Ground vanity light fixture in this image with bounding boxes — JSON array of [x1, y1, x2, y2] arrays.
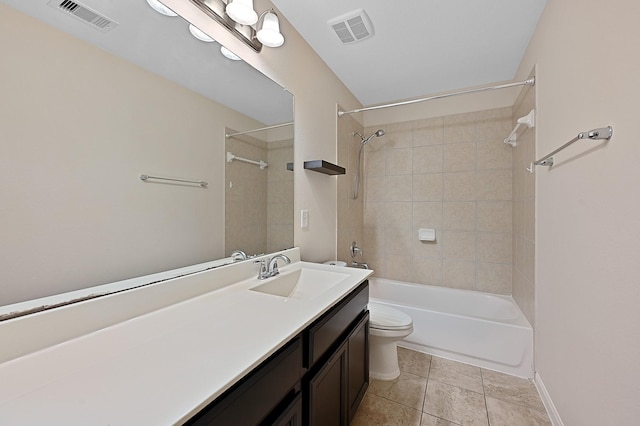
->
[[189, 24, 215, 42], [145, 0, 177, 17], [256, 10, 284, 48], [191, 0, 285, 52]]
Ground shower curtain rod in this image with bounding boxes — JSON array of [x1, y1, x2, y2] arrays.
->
[[225, 121, 293, 138], [337, 77, 535, 117]]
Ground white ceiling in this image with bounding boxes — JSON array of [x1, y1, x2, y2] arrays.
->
[[272, 0, 547, 107], [1, 0, 293, 125], [5, 0, 547, 123]]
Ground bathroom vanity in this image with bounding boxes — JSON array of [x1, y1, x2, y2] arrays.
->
[[0, 248, 372, 425], [187, 280, 369, 425]]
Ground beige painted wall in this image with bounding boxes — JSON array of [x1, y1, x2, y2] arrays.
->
[[0, 5, 266, 305], [515, 0, 640, 423]]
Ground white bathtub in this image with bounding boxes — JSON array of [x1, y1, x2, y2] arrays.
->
[[368, 278, 534, 378]]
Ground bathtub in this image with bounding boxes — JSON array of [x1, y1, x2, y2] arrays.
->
[[368, 278, 534, 378]]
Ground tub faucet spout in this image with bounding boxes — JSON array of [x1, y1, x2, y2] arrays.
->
[[351, 261, 369, 269]]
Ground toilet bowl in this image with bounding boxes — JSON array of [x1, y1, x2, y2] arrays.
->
[[368, 302, 414, 380]]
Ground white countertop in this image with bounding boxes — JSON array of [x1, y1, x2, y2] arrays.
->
[[0, 253, 372, 424]]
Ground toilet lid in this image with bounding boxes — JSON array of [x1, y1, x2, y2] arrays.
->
[[368, 303, 413, 330]]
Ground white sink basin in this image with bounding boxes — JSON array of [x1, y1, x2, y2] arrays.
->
[[249, 268, 350, 299]]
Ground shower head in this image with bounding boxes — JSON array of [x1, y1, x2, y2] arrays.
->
[[354, 129, 385, 145]]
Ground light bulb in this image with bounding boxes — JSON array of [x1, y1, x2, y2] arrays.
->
[[225, 0, 258, 25], [221, 46, 241, 61], [257, 12, 284, 47], [146, 0, 177, 17], [189, 24, 215, 42]]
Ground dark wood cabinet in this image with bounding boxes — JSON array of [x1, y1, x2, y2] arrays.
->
[[307, 311, 369, 426], [347, 313, 369, 422], [308, 340, 348, 426], [271, 393, 302, 426], [187, 280, 369, 426]]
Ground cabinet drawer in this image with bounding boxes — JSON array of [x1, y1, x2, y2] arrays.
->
[[307, 281, 368, 367], [187, 336, 303, 425]]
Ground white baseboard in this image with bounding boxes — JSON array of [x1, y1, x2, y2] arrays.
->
[[534, 372, 564, 426]]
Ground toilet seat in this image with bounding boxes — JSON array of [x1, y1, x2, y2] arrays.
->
[[368, 303, 413, 331]]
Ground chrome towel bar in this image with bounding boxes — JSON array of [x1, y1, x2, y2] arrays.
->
[[529, 126, 613, 171], [140, 174, 208, 187]]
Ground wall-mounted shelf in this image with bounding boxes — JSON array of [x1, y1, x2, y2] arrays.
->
[[303, 160, 346, 175]]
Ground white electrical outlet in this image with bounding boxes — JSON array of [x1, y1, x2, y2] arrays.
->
[[301, 210, 309, 228]]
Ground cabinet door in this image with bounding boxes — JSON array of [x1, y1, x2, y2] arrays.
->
[[347, 312, 369, 422], [308, 341, 347, 426], [270, 393, 302, 426]]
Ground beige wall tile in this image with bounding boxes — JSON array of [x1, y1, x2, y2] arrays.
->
[[385, 202, 413, 230], [477, 201, 512, 232], [375, 122, 413, 149], [367, 253, 386, 278], [344, 107, 514, 295], [386, 148, 413, 175], [413, 145, 443, 174], [476, 116, 512, 144], [364, 175, 386, 201], [476, 169, 512, 201], [443, 231, 476, 261], [364, 202, 385, 228], [413, 257, 444, 286], [443, 142, 476, 172], [443, 172, 476, 201], [524, 198, 535, 242], [385, 227, 413, 253], [443, 113, 477, 144], [413, 173, 443, 201], [477, 140, 512, 171], [364, 150, 385, 177], [443, 202, 476, 231], [386, 175, 413, 201], [477, 232, 512, 264], [414, 117, 444, 146], [363, 226, 385, 255], [413, 202, 443, 230], [476, 262, 512, 294], [413, 237, 442, 258], [443, 259, 475, 290], [386, 254, 413, 281]]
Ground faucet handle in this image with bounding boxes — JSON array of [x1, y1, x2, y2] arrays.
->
[[254, 259, 268, 279]]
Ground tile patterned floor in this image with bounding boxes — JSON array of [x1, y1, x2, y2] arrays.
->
[[352, 347, 551, 426]]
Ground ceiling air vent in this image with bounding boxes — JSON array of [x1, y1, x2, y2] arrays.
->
[[47, 0, 118, 33], [328, 9, 374, 44]]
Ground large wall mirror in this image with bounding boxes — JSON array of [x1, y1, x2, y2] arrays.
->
[[0, 0, 293, 317]]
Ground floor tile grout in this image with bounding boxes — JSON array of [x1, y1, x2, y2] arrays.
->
[[355, 348, 550, 426]]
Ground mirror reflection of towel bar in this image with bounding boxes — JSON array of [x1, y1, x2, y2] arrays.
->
[[140, 174, 208, 187]]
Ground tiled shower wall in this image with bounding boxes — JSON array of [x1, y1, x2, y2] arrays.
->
[[337, 110, 364, 263], [361, 108, 514, 294], [225, 135, 293, 257], [266, 139, 294, 253], [511, 82, 536, 325], [226, 136, 268, 256]]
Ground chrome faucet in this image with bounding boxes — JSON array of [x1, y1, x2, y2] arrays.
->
[[231, 250, 248, 261], [255, 254, 291, 279], [351, 261, 369, 269]]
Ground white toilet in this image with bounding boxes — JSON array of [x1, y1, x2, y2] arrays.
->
[[368, 302, 414, 380]]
